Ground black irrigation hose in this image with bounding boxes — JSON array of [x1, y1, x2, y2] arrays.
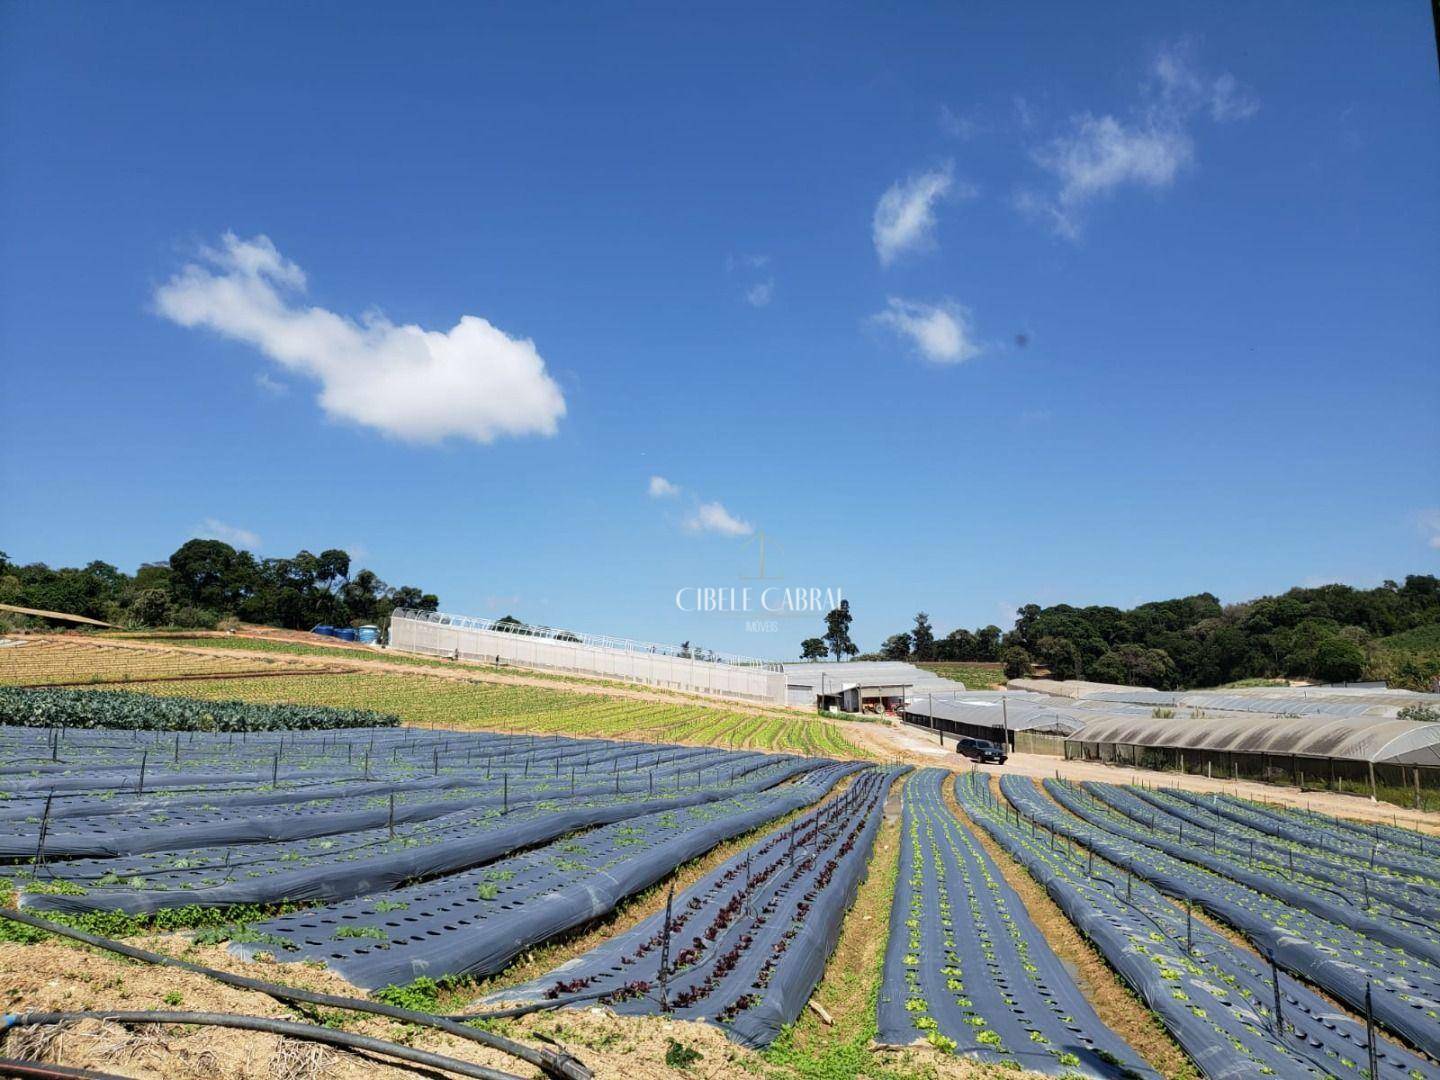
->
[[0, 1058, 129, 1080], [0, 908, 590, 1080], [0, 1012, 519, 1080]]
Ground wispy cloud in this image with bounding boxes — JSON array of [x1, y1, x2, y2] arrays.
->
[[873, 163, 970, 265], [196, 517, 260, 550], [745, 280, 775, 308], [873, 297, 981, 364], [255, 371, 288, 395], [728, 253, 774, 308], [648, 475, 680, 498], [1021, 43, 1255, 239], [1153, 43, 1258, 122], [685, 501, 753, 537], [155, 233, 566, 445], [939, 105, 981, 140]]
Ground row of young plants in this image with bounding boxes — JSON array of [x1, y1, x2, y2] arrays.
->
[[877, 769, 1155, 1078], [1, 732, 786, 859], [960, 772, 1438, 1080], [1164, 787, 1440, 882], [226, 761, 868, 990], [125, 673, 869, 758], [0, 686, 398, 731], [1086, 782, 1440, 930], [5, 733, 822, 915], [1018, 776, 1440, 1062], [488, 765, 904, 1047]]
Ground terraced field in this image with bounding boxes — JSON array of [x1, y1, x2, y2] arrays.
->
[[3, 669, 1440, 1080], [120, 672, 868, 757], [0, 637, 336, 686]]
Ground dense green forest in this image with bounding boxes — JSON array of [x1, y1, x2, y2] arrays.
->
[[868, 575, 1440, 691], [0, 541, 438, 631]]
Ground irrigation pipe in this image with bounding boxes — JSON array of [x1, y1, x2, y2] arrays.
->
[[0, 1012, 521, 1080], [0, 907, 590, 1080], [0, 1059, 129, 1080]]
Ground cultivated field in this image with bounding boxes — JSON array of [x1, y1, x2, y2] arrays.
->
[[1, 639, 1439, 1080], [0, 637, 343, 687]]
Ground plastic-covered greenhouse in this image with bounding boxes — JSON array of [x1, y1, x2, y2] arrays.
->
[[1064, 710, 1440, 808]]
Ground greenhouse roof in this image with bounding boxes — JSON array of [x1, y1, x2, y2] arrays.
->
[[904, 693, 1088, 735], [1066, 711, 1440, 765]]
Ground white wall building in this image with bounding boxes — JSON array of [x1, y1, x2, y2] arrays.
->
[[389, 609, 787, 705]]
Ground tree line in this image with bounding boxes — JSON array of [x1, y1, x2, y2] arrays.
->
[[802, 575, 1440, 691], [0, 540, 439, 632]]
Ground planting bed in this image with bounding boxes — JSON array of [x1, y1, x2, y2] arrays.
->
[[1085, 783, 1440, 930], [231, 760, 868, 988], [877, 768, 1156, 1078], [961, 772, 1438, 1080], [1009, 776, 1440, 1060], [489, 764, 907, 1047]]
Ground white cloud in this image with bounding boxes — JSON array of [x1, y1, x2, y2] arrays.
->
[[1153, 44, 1258, 122], [255, 371, 288, 395], [684, 501, 753, 537], [1420, 508, 1440, 550], [1023, 43, 1255, 239], [155, 233, 566, 445], [1030, 115, 1192, 239], [745, 280, 775, 308], [873, 163, 963, 266], [648, 475, 680, 498], [873, 298, 981, 364], [196, 518, 261, 550], [1208, 72, 1259, 122]]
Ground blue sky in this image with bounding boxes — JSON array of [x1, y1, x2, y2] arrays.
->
[[2, 1, 1437, 657]]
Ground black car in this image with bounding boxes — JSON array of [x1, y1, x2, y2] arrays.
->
[[954, 736, 1007, 765]]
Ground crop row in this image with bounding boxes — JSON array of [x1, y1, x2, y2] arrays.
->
[[877, 769, 1154, 1078], [1007, 775, 1440, 1061], [122, 673, 869, 758], [488, 764, 906, 1047], [0, 686, 398, 731], [0, 639, 323, 687], [230, 761, 867, 989], [957, 771, 1436, 1080], [1084, 782, 1440, 936]]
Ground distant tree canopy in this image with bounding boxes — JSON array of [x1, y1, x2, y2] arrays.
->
[[800, 637, 828, 660], [1018, 580, 1440, 689], [861, 577, 1440, 691], [0, 542, 439, 632]]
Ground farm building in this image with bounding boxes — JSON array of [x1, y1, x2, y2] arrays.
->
[[902, 690, 1088, 747], [388, 608, 788, 704], [781, 660, 960, 713]]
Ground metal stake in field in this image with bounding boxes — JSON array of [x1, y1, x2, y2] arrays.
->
[[658, 882, 675, 1012], [1268, 950, 1284, 1037], [1364, 979, 1378, 1079], [388, 792, 396, 839], [34, 792, 54, 875]]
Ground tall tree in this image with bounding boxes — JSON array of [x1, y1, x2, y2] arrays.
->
[[911, 611, 935, 661], [823, 600, 857, 661]]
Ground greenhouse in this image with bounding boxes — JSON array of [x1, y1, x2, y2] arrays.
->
[[1064, 709, 1440, 807]]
